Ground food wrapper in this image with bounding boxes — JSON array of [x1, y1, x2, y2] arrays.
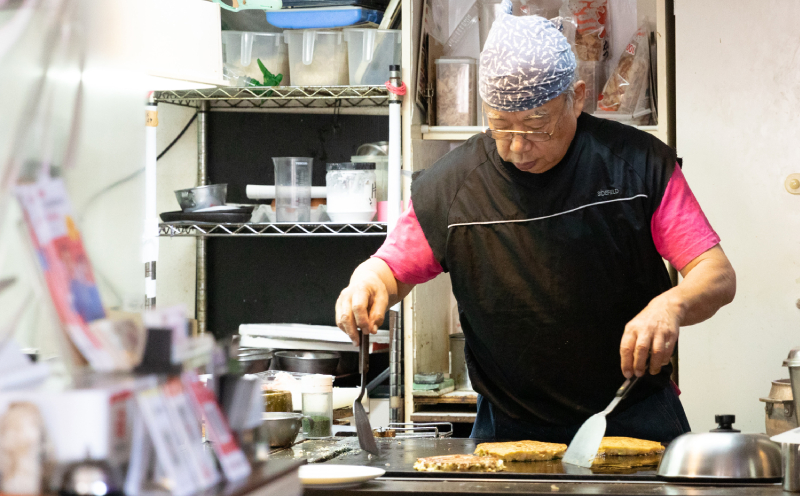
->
[[568, 0, 609, 62], [597, 21, 650, 114], [577, 60, 601, 114]]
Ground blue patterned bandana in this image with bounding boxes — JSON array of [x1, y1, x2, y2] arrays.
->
[[479, 5, 576, 112]]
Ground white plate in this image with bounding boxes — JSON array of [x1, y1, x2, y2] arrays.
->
[[298, 464, 385, 487]]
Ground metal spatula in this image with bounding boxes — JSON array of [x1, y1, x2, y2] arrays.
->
[[562, 376, 640, 468], [353, 330, 379, 455]]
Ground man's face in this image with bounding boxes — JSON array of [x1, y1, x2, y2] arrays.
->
[[486, 81, 586, 174]]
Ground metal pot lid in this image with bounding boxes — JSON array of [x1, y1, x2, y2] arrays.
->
[[783, 346, 800, 367]]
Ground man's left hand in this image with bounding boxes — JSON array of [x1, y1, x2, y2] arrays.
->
[[620, 293, 681, 378]]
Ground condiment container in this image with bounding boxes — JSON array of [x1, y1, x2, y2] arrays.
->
[[435, 58, 477, 126], [273, 157, 312, 222], [449, 332, 472, 391], [283, 30, 349, 86], [300, 374, 333, 439], [221, 32, 289, 86], [343, 28, 401, 85], [263, 390, 293, 413], [326, 162, 377, 223], [785, 346, 800, 431]]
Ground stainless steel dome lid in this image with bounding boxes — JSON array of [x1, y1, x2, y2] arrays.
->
[[657, 415, 782, 481], [784, 346, 800, 367]]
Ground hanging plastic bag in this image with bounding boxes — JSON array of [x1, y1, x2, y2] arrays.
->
[[568, 0, 609, 62], [597, 20, 650, 114]]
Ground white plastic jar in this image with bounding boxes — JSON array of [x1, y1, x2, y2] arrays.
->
[[301, 374, 333, 439], [325, 162, 377, 223]]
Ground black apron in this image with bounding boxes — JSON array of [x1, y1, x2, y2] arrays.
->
[[411, 113, 677, 426]]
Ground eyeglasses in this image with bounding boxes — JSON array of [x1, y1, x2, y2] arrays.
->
[[482, 107, 565, 143]]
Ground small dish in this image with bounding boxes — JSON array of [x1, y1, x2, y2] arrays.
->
[[298, 464, 384, 487]]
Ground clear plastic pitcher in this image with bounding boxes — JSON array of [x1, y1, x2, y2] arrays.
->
[[273, 157, 313, 222]]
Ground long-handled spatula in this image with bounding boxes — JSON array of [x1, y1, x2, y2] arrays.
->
[[353, 330, 379, 455], [562, 376, 640, 468]]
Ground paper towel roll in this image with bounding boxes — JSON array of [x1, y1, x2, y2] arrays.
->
[[246, 185, 327, 200]]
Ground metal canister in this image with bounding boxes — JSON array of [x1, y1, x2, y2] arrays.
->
[[784, 347, 800, 433], [784, 443, 800, 492], [449, 332, 472, 391]]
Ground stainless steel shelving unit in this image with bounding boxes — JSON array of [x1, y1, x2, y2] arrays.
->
[[159, 222, 388, 237], [153, 87, 391, 336], [154, 85, 389, 110]]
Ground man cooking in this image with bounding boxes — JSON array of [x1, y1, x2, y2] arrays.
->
[[335, 10, 735, 443]]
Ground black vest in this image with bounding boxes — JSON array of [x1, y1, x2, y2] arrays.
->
[[411, 113, 677, 425]]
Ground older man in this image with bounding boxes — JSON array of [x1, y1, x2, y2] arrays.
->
[[335, 11, 735, 443]]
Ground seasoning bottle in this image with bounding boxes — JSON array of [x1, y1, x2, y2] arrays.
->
[[301, 374, 333, 439]]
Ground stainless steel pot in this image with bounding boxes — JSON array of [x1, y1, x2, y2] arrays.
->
[[263, 412, 303, 448], [760, 378, 798, 436], [449, 332, 472, 391], [274, 351, 340, 375], [238, 348, 273, 374], [657, 415, 782, 481]]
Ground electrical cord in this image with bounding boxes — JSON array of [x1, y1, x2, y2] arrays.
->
[[78, 113, 197, 219]]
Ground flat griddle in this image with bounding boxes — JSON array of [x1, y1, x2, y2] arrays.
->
[[323, 437, 662, 482]]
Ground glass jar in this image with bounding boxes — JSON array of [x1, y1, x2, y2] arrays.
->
[[325, 162, 377, 223], [300, 374, 333, 439], [263, 390, 293, 413]]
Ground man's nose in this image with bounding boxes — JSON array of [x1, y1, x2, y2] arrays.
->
[[509, 135, 531, 154]]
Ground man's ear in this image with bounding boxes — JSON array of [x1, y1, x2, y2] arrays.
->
[[572, 80, 587, 117]]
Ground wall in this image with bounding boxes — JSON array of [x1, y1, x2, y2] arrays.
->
[[675, 0, 800, 433]]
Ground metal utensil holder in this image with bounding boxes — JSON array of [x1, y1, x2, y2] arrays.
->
[[386, 422, 453, 438]]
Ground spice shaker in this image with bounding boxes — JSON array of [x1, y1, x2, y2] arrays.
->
[[300, 374, 333, 439]]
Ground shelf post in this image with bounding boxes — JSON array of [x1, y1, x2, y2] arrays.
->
[[388, 64, 404, 424], [196, 101, 209, 335]]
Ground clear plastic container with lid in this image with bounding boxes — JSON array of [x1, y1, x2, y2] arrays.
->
[[325, 162, 377, 223], [300, 374, 333, 439], [342, 28, 402, 85], [435, 57, 477, 126], [283, 30, 349, 86], [221, 31, 289, 87]]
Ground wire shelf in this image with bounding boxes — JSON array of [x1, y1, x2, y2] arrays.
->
[[159, 222, 389, 237], [153, 86, 390, 109]]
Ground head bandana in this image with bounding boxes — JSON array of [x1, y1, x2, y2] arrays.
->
[[479, 1, 576, 112]]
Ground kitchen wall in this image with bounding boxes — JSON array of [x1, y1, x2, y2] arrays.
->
[[675, 0, 800, 433]]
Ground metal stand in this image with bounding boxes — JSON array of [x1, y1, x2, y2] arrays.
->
[[388, 65, 404, 424], [196, 101, 209, 335]]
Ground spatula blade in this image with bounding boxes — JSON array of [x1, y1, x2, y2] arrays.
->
[[561, 412, 606, 468], [352, 399, 379, 455]]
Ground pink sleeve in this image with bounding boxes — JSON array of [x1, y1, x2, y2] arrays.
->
[[372, 201, 444, 285], [651, 164, 721, 271]]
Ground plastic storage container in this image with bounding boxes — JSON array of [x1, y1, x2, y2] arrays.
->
[[326, 162, 377, 223], [301, 374, 333, 439], [221, 31, 289, 86], [343, 29, 401, 85], [435, 58, 477, 126], [284, 30, 349, 86], [267, 7, 383, 29], [273, 157, 313, 222]]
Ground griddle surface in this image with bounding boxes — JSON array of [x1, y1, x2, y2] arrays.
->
[[322, 438, 661, 481]]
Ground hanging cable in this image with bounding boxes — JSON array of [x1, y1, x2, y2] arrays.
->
[[78, 113, 197, 219]]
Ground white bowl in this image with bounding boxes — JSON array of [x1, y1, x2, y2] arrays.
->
[[327, 210, 377, 223]]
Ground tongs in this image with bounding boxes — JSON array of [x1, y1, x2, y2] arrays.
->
[[353, 329, 379, 455]]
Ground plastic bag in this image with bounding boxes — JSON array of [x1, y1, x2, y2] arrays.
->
[[568, 0, 609, 61], [597, 21, 650, 114]]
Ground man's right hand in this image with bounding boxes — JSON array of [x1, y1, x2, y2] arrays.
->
[[336, 269, 390, 346]]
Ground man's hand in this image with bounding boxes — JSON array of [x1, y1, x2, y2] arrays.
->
[[335, 258, 414, 346], [620, 244, 735, 379], [620, 294, 680, 378]]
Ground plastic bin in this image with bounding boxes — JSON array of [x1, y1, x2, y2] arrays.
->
[[343, 29, 401, 85], [221, 31, 289, 86], [267, 7, 383, 29], [435, 58, 477, 126], [283, 30, 349, 86]]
